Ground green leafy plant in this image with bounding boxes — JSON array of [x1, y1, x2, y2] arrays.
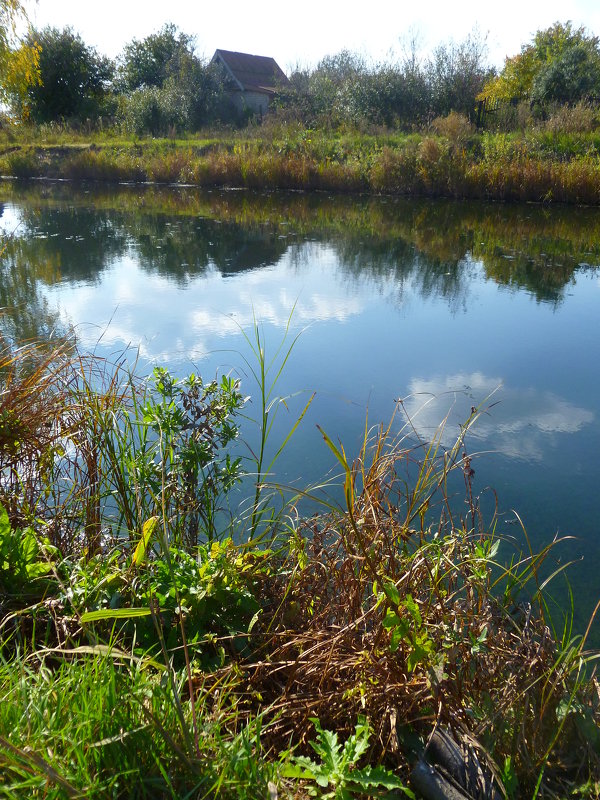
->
[[283, 716, 414, 799], [381, 585, 435, 673], [0, 503, 56, 591], [73, 362, 246, 551], [61, 537, 263, 664], [140, 367, 245, 546]]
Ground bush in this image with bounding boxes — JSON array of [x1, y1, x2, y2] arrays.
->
[[431, 111, 474, 144], [119, 86, 173, 136], [542, 100, 599, 133]]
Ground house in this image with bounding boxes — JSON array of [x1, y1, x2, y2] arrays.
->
[[211, 49, 290, 117]]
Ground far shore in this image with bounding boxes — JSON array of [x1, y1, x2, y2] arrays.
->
[[2, 127, 600, 205]]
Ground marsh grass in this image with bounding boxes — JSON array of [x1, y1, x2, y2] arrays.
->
[[1, 338, 600, 797], [227, 405, 600, 797], [2, 128, 600, 203]]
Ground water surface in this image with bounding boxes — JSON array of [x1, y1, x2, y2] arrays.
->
[[2, 181, 599, 634]]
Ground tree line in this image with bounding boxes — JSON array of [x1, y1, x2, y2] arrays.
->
[[1, 1, 600, 134]]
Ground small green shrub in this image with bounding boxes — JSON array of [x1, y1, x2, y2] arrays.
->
[[283, 716, 413, 799], [3, 149, 40, 177], [62, 538, 263, 663], [0, 503, 57, 596]]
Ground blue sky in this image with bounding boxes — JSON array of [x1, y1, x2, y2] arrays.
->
[[24, 0, 600, 70]]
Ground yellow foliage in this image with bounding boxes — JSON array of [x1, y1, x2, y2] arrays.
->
[[478, 50, 538, 102], [1, 41, 40, 111], [0, 1, 41, 116]]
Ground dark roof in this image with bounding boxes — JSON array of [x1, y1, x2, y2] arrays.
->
[[212, 49, 289, 94]]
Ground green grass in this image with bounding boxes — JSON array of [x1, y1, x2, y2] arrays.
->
[[2, 123, 600, 203], [0, 651, 278, 799]]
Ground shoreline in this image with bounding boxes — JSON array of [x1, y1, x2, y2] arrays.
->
[[2, 130, 600, 205]]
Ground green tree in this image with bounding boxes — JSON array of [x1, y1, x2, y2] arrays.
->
[[426, 29, 491, 118], [340, 65, 427, 127], [116, 23, 194, 91], [16, 27, 113, 123], [117, 25, 224, 134], [480, 22, 600, 104]]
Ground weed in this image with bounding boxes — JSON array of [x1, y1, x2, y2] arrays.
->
[[1, 334, 600, 797], [283, 716, 413, 798]]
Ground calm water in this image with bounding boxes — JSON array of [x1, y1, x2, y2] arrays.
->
[[2, 181, 600, 633]]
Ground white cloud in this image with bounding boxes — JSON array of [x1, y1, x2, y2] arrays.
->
[[44, 241, 365, 364], [402, 372, 594, 461]]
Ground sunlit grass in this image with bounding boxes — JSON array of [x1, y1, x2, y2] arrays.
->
[[2, 124, 600, 203], [1, 334, 600, 797]]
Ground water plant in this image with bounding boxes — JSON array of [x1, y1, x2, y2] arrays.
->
[[1, 334, 600, 798]]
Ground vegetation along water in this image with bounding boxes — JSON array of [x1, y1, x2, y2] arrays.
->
[[3, 4, 600, 797], [1, 181, 600, 797]]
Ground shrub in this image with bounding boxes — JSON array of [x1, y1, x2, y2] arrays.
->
[[542, 100, 599, 133], [431, 111, 474, 144], [2, 148, 39, 177]]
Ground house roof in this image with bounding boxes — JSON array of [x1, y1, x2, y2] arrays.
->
[[212, 49, 289, 94]]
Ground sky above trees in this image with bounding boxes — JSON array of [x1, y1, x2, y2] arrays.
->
[[23, 0, 600, 70]]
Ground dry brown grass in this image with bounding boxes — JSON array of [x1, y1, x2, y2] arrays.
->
[[542, 102, 599, 135], [205, 412, 600, 796], [431, 111, 475, 144]]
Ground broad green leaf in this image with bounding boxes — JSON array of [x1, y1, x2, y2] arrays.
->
[[281, 759, 321, 780], [382, 579, 400, 606], [349, 765, 415, 795], [402, 594, 422, 626], [26, 561, 52, 578], [21, 528, 39, 564], [383, 609, 401, 629], [342, 716, 370, 765], [390, 626, 403, 653], [0, 504, 10, 540]]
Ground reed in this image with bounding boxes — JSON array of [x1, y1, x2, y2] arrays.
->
[[2, 129, 600, 205], [1, 336, 600, 797]]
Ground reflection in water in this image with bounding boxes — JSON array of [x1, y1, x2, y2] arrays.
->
[[2, 183, 600, 347], [403, 373, 594, 462], [1, 183, 600, 636]]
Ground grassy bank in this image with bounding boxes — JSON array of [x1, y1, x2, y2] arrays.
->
[[1, 333, 600, 799], [3, 123, 600, 203]]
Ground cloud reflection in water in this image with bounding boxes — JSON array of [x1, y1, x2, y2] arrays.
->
[[402, 372, 594, 462]]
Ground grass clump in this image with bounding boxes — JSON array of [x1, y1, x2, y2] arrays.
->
[[0, 651, 277, 799], [0, 337, 600, 798]]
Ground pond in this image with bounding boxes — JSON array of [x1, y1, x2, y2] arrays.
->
[[1, 180, 600, 636]]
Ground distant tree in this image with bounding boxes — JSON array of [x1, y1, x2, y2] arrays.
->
[[0, 1, 40, 116], [309, 50, 366, 120], [116, 24, 225, 133], [161, 50, 225, 129], [425, 30, 491, 119], [348, 63, 430, 127], [480, 22, 600, 105], [279, 36, 488, 129], [531, 40, 600, 105], [16, 27, 113, 123], [117, 23, 194, 92]]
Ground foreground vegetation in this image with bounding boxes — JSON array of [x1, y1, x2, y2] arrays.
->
[[1, 330, 600, 799]]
